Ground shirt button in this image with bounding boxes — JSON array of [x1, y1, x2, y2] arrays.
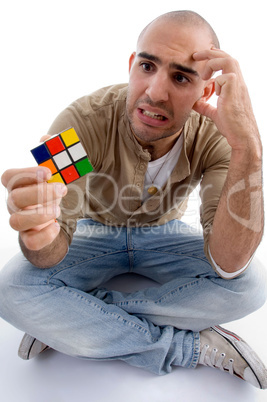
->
[[140, 164, 145, 170], [136, 183, 141, 187]]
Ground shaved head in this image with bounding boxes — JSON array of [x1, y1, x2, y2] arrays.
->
[[138, 10, 220, 49]]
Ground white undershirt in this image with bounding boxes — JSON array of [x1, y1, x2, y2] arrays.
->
[[142, 132, 183, 202], [208, 247, 252, 279], [142, 133, 249, 279]]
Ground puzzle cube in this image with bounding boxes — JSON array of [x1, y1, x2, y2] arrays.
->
[[31, 128, 93, 184]]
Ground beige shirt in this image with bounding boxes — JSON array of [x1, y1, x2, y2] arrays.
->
[[47, 84, 231, 264]]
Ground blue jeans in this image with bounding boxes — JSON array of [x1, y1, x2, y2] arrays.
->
[[0, 219, 266, 375]]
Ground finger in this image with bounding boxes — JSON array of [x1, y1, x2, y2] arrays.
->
[[40, 134, 52, 142], [8, 182, 67, 212], [193, 50, 240, 81], [9, 205, 61, 232], [7, 193, 63, 215], [20, 221, 61, 251], [30, 218, 59, 232], [201, 58, 239, 81], [1, 167, 52, 192], [193, 48, 230, 61], [215, 73, 237, 96], [192, 100, 217, 121]]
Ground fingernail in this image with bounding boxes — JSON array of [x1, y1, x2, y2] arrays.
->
[[37, 168, 51, 182], [55, 183, 67, 196]]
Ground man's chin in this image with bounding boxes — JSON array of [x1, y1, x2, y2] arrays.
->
[[130, 124, 180, 144]]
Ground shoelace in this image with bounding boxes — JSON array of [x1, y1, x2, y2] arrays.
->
[[199, 344, 234, 375]]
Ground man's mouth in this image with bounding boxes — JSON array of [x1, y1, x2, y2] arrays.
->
[[141, 109, 167, 121]]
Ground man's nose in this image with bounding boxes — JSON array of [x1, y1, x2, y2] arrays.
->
[[145, 72, 169, 102]]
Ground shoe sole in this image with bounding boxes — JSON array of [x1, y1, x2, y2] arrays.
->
[[18, 334, 50, 360], [212, 325, 267, 389]]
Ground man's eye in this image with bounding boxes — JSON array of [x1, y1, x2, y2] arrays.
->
[[141, 63, 153, 72], [174, 74, 189, 83]]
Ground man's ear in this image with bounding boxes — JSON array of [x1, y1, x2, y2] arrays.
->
[[129, 52, 136, 73], [199, 79, 215, 102], [193, 79, 216, 118]]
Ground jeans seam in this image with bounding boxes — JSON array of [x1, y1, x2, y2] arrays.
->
[[45, 250, 128, 284], [155, 279, 203, 304], [189, 331, 200, 368], [62, 287, 159, 343], [132, 248, 210, 264]]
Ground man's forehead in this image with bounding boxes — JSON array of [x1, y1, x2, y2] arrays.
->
[[137, 19, 213, 55]]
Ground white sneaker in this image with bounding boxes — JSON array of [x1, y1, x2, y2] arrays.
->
[[18, 333, 50, 360], [199, 326, 267, 389]]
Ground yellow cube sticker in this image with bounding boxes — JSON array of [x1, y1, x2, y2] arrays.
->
[[60, 128, 80, 147]]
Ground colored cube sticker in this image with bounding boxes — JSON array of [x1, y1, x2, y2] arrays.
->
[[31, 128, 93, 184]]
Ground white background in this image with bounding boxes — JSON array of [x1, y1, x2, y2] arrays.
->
[[0, 1, 267, 401]]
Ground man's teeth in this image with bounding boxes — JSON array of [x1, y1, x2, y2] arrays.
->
[[142, 110, 165, 121]]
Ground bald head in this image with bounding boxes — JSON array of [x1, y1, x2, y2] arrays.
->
[[138, 10, 220, 49]]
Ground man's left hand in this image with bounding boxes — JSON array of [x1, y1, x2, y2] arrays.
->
[[192, 48, 260, 154]]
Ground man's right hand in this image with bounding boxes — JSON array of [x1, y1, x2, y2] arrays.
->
[[1, 166, 67, 251]]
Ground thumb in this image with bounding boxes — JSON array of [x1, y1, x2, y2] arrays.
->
[[40, 134, 52, 143], [192, 100, 217, 121]]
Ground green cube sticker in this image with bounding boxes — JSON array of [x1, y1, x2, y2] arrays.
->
[[75, 158, 93, 176]]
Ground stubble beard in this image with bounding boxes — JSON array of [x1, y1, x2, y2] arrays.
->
[[126, 101, 191, 144]]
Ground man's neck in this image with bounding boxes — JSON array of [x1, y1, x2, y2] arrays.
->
[[141, 131, 183, 161], [143, 144, 172, 161], [131, 127, 183, 161]]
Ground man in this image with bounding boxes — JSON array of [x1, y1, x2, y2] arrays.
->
[[0, 10, 266, 389]]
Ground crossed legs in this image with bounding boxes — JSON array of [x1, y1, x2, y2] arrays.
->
[[0, 220, 265, 374]]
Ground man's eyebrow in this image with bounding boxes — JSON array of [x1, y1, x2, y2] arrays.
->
[[137, 52, 199, 77], [170, 62, 199, 77], [137, 52, 161, 64]]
